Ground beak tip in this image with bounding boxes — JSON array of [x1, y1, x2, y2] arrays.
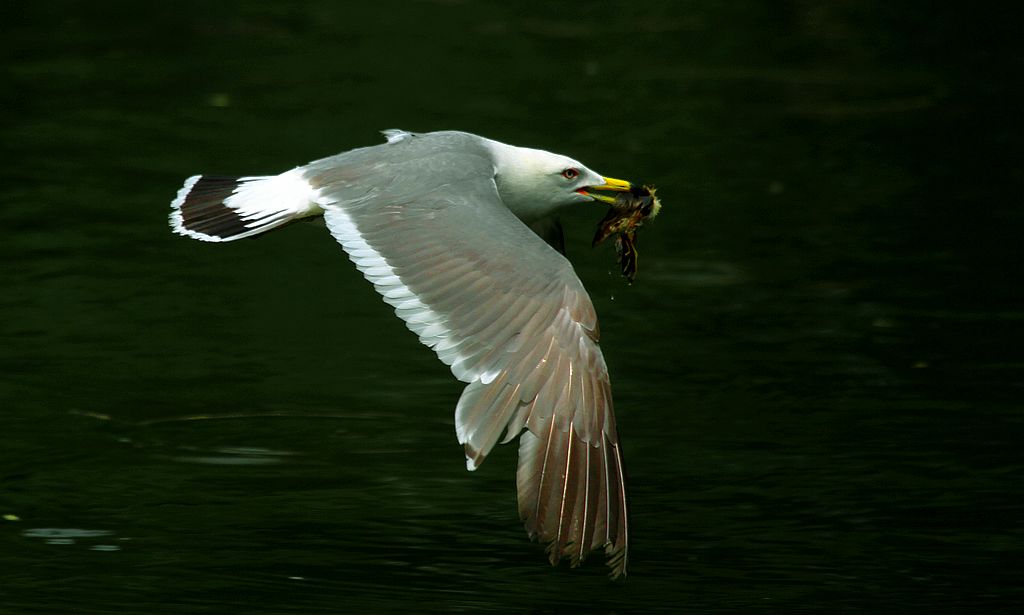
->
[[597, 176, 633, 192]]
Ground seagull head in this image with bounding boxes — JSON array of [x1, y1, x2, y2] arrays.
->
[[490, 144, 633, 223]]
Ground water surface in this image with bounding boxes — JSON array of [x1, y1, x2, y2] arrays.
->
[[2, 2, 1021, 612]]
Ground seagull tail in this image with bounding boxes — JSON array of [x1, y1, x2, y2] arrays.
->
[[169, 170, 322, 242]]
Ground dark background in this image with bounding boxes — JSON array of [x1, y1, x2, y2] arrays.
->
[[2, 1, 1021, 612]]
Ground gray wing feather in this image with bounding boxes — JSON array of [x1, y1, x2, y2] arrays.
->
[[304, 135, 628, 576]]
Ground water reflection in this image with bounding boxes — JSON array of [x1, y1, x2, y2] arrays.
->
[[22, 528, 120, 550], [168, 446, 297, 466]]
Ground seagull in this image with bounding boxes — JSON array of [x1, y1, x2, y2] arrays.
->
[[169, 129, 632, 577]]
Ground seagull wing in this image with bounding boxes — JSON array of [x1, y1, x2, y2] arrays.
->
[[305, 140, 628, 576]]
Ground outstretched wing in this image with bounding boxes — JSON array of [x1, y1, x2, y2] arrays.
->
[[304, 136, 628, 576]]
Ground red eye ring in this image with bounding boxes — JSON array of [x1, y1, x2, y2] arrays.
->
[[561, 168, 580, 180]]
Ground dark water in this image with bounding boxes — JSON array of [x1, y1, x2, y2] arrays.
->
[[3, 2, 1022, 612]]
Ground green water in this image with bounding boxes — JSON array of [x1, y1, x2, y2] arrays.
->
[[3, 2, 1022, 612]]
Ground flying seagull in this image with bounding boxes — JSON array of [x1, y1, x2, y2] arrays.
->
[[169, 129, 632, 577]]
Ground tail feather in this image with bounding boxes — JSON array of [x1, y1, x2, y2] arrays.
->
[[169, 170, 321, 242]]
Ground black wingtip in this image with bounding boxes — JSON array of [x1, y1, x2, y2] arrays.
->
[[169, 175, 252, 241]]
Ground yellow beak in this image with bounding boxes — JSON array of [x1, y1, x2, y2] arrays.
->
[[577, 176, 633, 204]]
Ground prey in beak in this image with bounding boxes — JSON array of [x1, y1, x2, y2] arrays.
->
[[584, 179, 662, 284]]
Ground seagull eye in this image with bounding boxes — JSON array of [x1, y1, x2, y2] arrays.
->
[[561, 168, 580, 180]]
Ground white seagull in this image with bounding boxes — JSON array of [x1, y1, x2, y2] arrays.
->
[[169, 129, 633, 577]]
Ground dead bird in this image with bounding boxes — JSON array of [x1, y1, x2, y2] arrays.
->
[[592, 185, 662, 283]]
